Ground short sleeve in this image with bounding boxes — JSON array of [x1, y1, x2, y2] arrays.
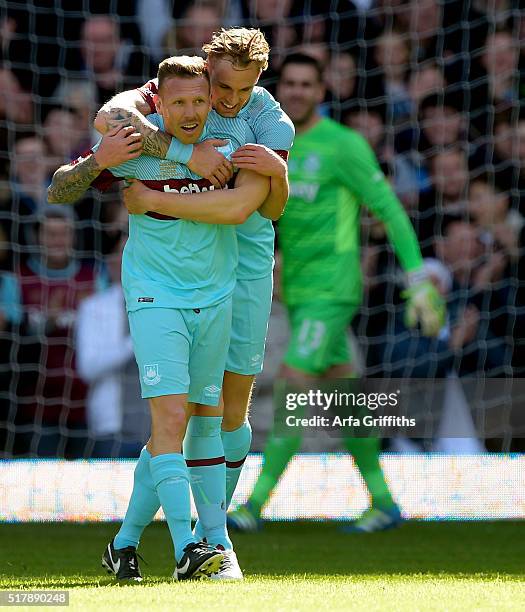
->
[[253, 109, 295, 152], [241, 88, 295, 151]]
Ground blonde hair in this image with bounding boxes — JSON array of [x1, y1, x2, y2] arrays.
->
[[202, 27, 269, 71], [157, 55, 209, 90]]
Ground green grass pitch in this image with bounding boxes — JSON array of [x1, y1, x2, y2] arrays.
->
[[1, 521, 524, 611]]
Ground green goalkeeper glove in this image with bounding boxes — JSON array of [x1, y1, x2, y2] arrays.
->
[[402, 278, 446, 338]]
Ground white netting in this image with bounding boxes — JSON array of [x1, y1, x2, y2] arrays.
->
[[0, 0, 524, 457]]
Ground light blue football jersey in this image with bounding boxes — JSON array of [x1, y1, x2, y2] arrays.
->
[[235, 87, 294, 279], [95, 111, 255, 312], [138, 80, 295, 280]]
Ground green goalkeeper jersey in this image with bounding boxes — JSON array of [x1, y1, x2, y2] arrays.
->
[[279, 117, 423, 306]]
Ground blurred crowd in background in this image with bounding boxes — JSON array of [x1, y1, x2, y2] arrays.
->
[[0, 0, 524, 458]]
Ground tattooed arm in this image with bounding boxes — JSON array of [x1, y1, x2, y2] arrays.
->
[[98, 107, 172, 160], [47, 126, 142, 204], [47, 154, 104, 204], [94, 88, 233, 188], [94, 89, 152, 134], [94, 90, 170, 158]]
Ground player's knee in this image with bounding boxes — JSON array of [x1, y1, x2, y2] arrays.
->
[[152, 403, 187, 438], [223, 372, 254, 430], [222, 406, 247, 431], [163, 409, 187, 437]]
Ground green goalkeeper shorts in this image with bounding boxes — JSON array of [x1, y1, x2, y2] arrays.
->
[[283, 302, 358, 375]]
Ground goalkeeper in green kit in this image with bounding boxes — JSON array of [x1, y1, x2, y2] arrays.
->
[[228, 53, 445, 533]]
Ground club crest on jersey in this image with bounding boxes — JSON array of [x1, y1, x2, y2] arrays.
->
[[143, 364, 161, 385], [159, 160, 186, 179]]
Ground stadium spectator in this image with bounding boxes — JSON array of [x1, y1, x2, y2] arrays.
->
[[468, 175, 523, 262], [294, 43, 329, 68], [345, 109, 420, 205], [417, 148, 470, 255], [43, 107, 91, 169], [323, 51, 357, 121], [491, 110, 525, 214], [10, 136, 50, 224], [418, 92, 466, 152], [324, 51, 356, 102], [480, 30, 520, 108], [345, 110, 384, 152], [393, 93, 469, 194], [77, 15, 153, 104], [0, 222, 22, 325], [395, 0, 442, 62], [242, 0, 294, 29], [0, 67, 33, 127], [395, 92, 471, 193], [163, 2, 223, 56], [376, 222, 512, 379], [11, 136, 49, 204], [137, 0, 174, 62], [467, 175, 521, 349], [76, 233, 149, 458], [431, 149, 469, 211], [469, 29, 522, 139], [0, 220, 23, 457], [434, 219, 513, 375], [241, 0, 297, 62], [52, 79, 99, 139], [15, 208, 100, 458], [374, 31, 412, 121], [2, 4, 62, 104], [7, 136, 51, 261], [407, 61, 446, 108], [323, 49, 386, 125]]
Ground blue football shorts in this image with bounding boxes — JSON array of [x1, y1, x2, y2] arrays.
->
[[128, 298, 232, 406], [226, 273, 273, 375]]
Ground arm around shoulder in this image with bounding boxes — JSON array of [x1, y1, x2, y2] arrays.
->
[[123, 170, 270, 225], [257, 168, 289, 221], [231, 169, 272, 224], [94, 89, 154, 134]]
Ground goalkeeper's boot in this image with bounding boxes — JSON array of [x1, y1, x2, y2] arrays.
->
[[340, 505, 403, 534], [227, 503, 262, 533], [101, 539, 143, 582], [210, 546, 244, 580], [173, 542, 224, 581]]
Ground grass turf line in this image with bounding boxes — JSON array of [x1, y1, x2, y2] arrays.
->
[[0, 521, 524, 611]]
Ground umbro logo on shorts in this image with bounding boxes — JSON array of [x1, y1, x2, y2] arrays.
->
[[138, 297, 154, 303], [251, 354, 262, 365], [143, 364, 161, 385], [204, 384, 221, 396]]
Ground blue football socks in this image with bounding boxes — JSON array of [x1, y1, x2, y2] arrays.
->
[[114, 447, 160, 550], [150, 452, 195, 562], [222, 420, 252, 509], [184, 416, 232, 550]]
